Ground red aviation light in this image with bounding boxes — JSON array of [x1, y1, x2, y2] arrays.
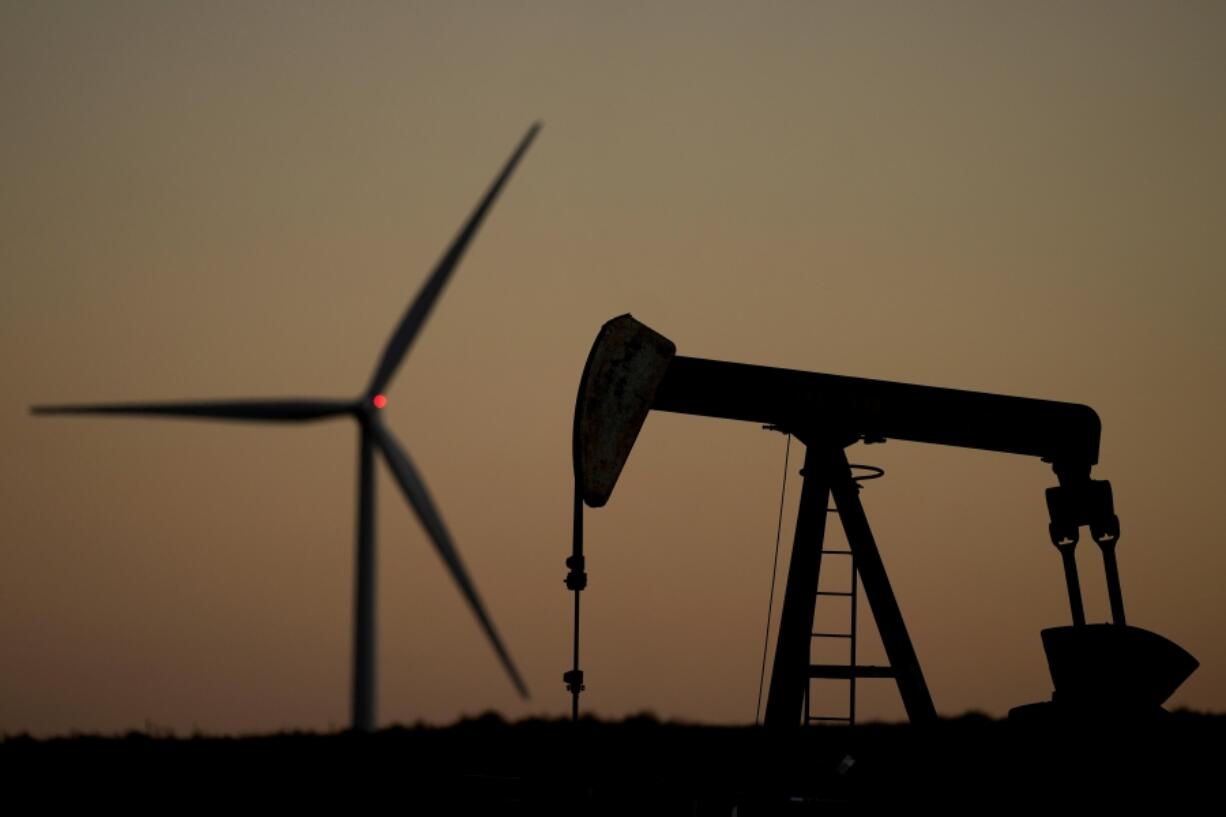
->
[[372, 394, 388, 409]]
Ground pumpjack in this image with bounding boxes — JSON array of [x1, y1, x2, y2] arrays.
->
[[564, 315, 1197, 725]]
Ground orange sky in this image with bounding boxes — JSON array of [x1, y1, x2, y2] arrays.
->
[[2, 1, 1224, 735]]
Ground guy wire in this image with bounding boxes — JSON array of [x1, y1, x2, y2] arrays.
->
[[755, 432, 792, 725]]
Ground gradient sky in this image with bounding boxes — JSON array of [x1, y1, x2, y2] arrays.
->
[[2, 1, 1223, 735]]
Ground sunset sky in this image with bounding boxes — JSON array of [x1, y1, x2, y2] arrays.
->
[[3, 1, 1223, 735]]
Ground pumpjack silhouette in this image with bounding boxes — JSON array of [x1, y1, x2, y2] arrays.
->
[[565, 314, 1197, 725]]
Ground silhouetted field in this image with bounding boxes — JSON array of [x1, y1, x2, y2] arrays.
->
[[5, 711, 1222, 812]]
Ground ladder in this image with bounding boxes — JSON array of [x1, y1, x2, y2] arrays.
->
[[803, 496, 900, 726], [764, 443, 935, 728], [805, 547, 860, 725]]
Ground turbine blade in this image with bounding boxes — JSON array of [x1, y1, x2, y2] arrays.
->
[[30, 398, 354, 422], [366, 122, 542, 397], [370, 420, 530, 699]]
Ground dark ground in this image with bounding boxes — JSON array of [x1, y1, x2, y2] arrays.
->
[[4, 711, 1222, 812]]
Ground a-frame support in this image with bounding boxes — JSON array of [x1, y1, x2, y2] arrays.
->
[[764, 438, 937, 727]]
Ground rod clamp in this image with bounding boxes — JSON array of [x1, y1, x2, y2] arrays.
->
[[565, 554, 587, 591], [563, 669, 585, 693]]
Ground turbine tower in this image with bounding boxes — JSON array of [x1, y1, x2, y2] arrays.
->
[[31, 123, 541, 732]]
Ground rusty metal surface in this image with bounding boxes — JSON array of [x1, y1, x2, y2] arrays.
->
[[573, 315, 676, 507]]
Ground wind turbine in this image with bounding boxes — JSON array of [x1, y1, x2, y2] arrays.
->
[[31, 123, 540, 732]]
